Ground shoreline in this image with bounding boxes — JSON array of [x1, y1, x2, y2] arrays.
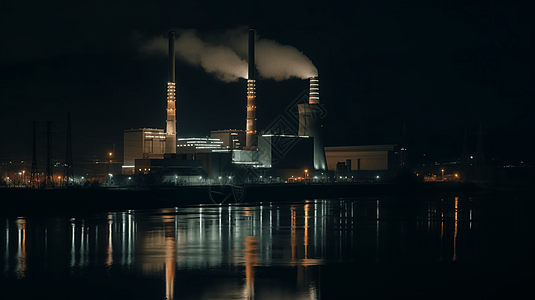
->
[[1, 182, 532, 216]]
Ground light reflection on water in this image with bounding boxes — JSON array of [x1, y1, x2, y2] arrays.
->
[[0, 196, 531, 299]]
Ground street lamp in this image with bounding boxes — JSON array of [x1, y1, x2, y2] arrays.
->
[[441, 169, 445, 181]]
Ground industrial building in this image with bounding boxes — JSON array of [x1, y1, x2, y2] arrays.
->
[[210, 129, 246, 149], [120, 28, 329, 184], [325, 145, 400, 182], [120, 29, 401, 185], [122, 128, 166, 174]]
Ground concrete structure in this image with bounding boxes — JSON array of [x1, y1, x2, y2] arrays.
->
[[123, 128, 166, 174], [298, 77, 326, 170], [257, 134, 315, 181], [210, 129, 246, 149], [245, 29, 257, 149], [165, 31, 177, 154], [324, 145, 400, 182]]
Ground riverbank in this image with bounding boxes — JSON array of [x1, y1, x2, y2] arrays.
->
[[0, 182, 532, 216]]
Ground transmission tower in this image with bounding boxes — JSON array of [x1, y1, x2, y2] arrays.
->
[[64, 113, 73, 187], [30, 121, 39, 188]]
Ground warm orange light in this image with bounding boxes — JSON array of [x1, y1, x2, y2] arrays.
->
[[109, 152, 112, 156], [455, 174, 458, 177], [304, 169, 308, 173]]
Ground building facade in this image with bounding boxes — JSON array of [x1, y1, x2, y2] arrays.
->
[[123, 128, 166, 174]]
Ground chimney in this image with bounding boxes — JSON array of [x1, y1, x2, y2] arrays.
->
[[309, 77, 319, 104], [165, 31, 177, 154], [298, 75, 326, 170], [245, 29, 257, 149]]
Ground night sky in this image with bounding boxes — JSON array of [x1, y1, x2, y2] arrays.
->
[[1, 1, 533, 169]]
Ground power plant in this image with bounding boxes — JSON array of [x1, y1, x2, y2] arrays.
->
[[121, 29, 400, 185]]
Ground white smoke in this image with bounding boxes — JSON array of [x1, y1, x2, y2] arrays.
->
[[140, 30, 247, 82], [255, 38, 318, 80], [138, 27, 317, 82]]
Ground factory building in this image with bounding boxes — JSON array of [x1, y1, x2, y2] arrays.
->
[[258, 134, 315, 182], [120, 29, 345, 185], [123, 128, 166, 174], [210, 129, 246, 149], [324, 145, 400, 182]]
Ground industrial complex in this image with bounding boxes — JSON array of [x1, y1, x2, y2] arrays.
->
[[1, 29, 402, 188], [118, 29, 400, 186]]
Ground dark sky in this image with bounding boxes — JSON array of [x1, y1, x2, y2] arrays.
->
[[0, 0, 533, 168]]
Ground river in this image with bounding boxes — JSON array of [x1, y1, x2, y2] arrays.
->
[[1, 193, 533, 299]]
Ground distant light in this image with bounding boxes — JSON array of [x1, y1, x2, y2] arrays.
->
[[470, 156, 474, 159], [376, 176, 379, 179], [128, 177, 131, 180]]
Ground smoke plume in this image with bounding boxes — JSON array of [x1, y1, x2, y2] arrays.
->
[[140, 30, 247, 82], [138, 27, 318, 82]]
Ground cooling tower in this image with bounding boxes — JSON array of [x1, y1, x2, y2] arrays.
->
[[298, 76, 326, 170]]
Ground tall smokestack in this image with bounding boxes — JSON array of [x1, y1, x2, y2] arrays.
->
[[245, 29, 257, 149], [309, 77, 319, 104], [166, 31, 177, 154], [298, 76, 326, 170]]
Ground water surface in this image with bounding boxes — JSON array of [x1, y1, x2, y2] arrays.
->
[[1, 195, 533, 299]]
